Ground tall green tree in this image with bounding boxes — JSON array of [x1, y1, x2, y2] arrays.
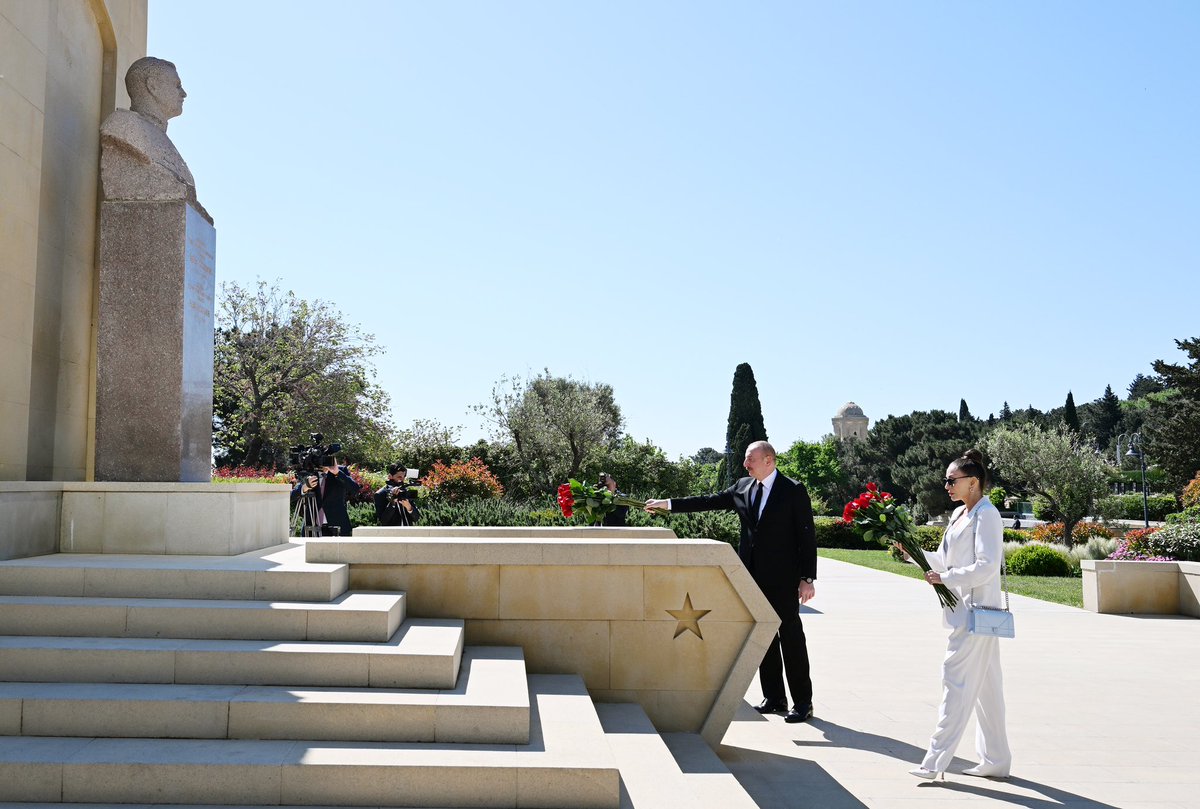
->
[[723, 363, 768, 487], [1063, 391, 1080, 433], [776, 438, 846, 508], [838, 410, 981, 520], [959, 398, 972, 423], [391, 419, 464, 475], [1145, 337, 1200, 489], [212, 281, 393, 468], [590, 437, 695, 498], [1087, 384, 1123, 451], [1128, 373, 1166, 400], [1000, 402, 1013, 421], [986, 423, 1111, 544], [475, 370, 623, 494]]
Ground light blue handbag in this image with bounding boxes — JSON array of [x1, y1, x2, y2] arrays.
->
[[968, 558, 1014, 638]]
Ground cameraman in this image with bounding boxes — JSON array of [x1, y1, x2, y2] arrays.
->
[[293, 454, 357, 537], [374, 463, 421, 527]]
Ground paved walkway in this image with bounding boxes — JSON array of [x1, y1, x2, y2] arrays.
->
[[718, 558, 1200, 809]]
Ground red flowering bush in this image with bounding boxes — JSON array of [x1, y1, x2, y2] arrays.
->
[[1030, 521, 1113, 544], [1108, 533, 1173, 561], [1183, 472, 1200, 509], [557, 483, 575, 518], [212, 465, 290, 484], [420, 458, 504, 502]]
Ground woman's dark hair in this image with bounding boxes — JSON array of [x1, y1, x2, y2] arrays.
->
[[950, 449, 990, 490]]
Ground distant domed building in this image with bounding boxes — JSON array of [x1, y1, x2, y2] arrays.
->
[[832, 402, 869, 440]]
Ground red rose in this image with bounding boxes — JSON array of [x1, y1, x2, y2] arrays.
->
[[866, 482, 877, 492], [557, 483, 575, 518]]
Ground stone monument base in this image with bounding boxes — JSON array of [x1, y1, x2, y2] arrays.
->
[[0, 483, 290, 560]]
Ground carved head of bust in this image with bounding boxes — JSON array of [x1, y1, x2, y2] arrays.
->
[[125, 56, 186, 128]]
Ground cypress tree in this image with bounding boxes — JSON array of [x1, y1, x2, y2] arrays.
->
[[1000, 401, 1013, 421], [959, 398, 972, 423], [1064, 391, 1080, 432], [723, 363, 768, 487]]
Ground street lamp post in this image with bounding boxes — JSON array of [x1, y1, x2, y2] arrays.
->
[[1125, 433, 1150, 528]]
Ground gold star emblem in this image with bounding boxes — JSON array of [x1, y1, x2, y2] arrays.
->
[[666, 592, 712, 640]]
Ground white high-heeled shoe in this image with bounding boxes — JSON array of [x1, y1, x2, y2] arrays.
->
[[963, 764, 1009, 778], [908, 767, 943, 781]]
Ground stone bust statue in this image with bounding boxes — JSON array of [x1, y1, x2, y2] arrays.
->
[[100, 56, 211, 223]]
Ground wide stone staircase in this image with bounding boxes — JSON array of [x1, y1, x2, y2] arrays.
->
[[0, 542, 756, 808]]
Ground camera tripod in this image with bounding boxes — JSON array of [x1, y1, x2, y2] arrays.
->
[[291, 478, 339, 538]]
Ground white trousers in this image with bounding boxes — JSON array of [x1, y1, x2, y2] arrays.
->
[[921, 625, 1012, 775]]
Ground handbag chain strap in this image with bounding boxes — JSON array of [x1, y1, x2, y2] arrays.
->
[[970, 507, 1010, 613]]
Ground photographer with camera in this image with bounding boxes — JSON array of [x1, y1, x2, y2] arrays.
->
[[374, 463, 421, 527], [291, 442, 357, 537]]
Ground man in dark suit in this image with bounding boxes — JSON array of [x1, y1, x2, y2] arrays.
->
[[646, 440, 817, 722], [293, 455, 358, 537]]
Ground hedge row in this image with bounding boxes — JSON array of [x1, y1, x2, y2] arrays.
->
[[347, 498, 885, 550]]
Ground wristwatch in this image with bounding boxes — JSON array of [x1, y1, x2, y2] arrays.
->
[[800, 577, 814, 584]]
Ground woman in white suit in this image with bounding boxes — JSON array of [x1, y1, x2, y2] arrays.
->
[[904, 449, 1012, 781]]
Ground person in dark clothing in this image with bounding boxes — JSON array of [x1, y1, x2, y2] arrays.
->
[[599, 473, 629, 527], [374, 463, 420, 526], [646, 440, 817, 723], [293, 455, 357, 537]]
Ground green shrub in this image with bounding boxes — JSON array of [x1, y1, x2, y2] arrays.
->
[[662, 511, 741, 545], [1146, 522, 1200, 562], [1007, 543, 1072, 577], [913, 525, 943, 552], [988, 487, 1006, 508], [420, 497, 558, 526], [815, 517, 880, 550], [1002, 528, 1028, 543], [1166, 506, 1200, 525], [347, 502, 377, 530], [1096, 493, 1178, 522]]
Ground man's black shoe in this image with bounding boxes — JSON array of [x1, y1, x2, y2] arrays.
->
[[754, 699, 788, 714], [784, 704, 814, 723]]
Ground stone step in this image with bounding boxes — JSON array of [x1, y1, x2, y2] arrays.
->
[[597, 703, 757, 809], [0, 618, 464, 689], [0, 544, 348, 602], [661, 733, 759, 809], [0, 674, 619, 808], [0, 647, 528, 744], [0, 591, 405, 641]]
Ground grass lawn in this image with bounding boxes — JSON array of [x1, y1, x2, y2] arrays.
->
[[818, 548, 1084, 608]]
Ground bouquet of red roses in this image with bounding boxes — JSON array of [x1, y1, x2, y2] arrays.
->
[[557, 479, 665, 524], [844, 483, 958, 609]]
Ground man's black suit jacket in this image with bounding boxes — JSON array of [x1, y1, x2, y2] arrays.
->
[[292, 466, 358, 537], [671, 474, 817, 590]]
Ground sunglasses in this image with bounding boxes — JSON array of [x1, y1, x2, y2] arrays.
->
[[944, 476, 970, 487]]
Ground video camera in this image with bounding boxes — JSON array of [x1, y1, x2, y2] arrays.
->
[[289, 433, 342, 476], [386, 463, 420, 502]]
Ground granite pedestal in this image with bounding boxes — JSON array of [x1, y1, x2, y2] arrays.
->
[[95, 200, 215, 482]]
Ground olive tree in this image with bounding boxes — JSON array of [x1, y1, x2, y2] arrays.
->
[[474, 370, 623, 494], [985, 423, 1111, 544]]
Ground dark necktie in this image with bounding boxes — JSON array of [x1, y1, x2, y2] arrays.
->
[[750, 482, 763, 525]]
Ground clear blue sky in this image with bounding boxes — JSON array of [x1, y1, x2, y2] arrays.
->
[[150, 1, 1199, 459]]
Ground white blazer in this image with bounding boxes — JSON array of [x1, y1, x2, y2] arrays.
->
[[925, 498, 1004, 629]]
